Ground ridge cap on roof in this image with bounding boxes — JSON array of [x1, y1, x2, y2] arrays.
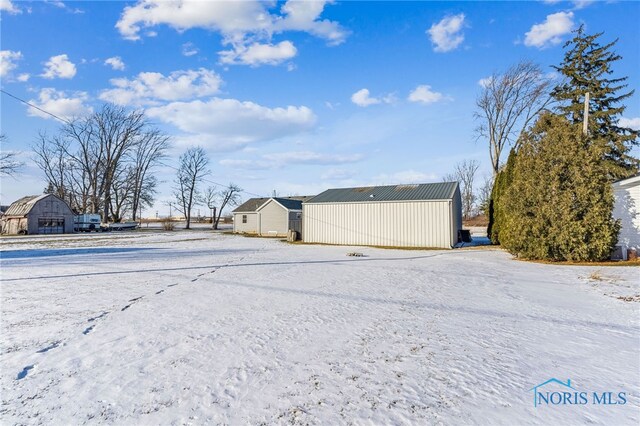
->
[[304, 182, 459, 204]]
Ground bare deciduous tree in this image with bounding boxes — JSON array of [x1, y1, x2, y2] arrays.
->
[[0, 134, 24, 177], [476, 175, 494, 216], [128, 130, 169, 221], [32, 104, 168, 222], [444, 159, 480, 220], [174, 147, 210, 229], [475, 61, 552, 175], [202, 185, 217, 225], [213, 183, 242, 230]]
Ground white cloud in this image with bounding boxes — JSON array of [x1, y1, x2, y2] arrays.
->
[[27, 88, 92, 121], [220, 41, 297, 66], [0, 50, 22, 78], [524, 12, 574, 49], [146, 98, 317, 150], [351, 88, 396, 107], [221, 151, 362, 170], [0, 0, 21, 14], [619, 117, 640, 131], [182, 42, 199, 57], [41, 54, 76, 79], [17, 73, 30, 82], [351, 88, 380, 107], [276, 0, 348, 46], [571, 0, 595, 9], [407, 85, 445, 104], [115, 0, 347, 66], [104, 56, 125, 71], [99, 68, 222, 106], [427, 14, 465, 53], [478, 77, 493, 88], [321, 168, 356, 180], [263, 151, 363, 165]]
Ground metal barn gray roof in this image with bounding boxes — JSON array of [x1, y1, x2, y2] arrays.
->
[[4, 194, 50, 217], [304, 182, 459, 204]]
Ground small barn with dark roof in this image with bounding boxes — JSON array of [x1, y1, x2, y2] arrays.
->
[[303, 182, 462, 248], [1, 194, 75, 235], [233, 196, 313, 236]]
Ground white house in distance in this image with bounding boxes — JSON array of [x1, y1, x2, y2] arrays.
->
[[612, 175, 640, 259], [303, 182, 462, 248], [233, 196, 313, 237]]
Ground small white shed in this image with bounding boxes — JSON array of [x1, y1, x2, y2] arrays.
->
[[233, 197, 269, 234], [233, 196, 312, 236], [303, 182, 462, 248], [612, 175, 640, 258]]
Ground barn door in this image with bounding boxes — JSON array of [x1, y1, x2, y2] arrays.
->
[[38, 218, 65, 234]]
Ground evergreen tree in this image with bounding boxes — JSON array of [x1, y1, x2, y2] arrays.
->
[[552, 25, 639, 179], [487, 149, 517, 244], [500, 113, 619, 261]]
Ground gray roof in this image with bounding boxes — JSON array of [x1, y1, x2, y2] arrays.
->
[[4, 194, 53, 217], [233, 196, 315, 213], [233, 197, 270, 213], [304, 182, 459, 204]]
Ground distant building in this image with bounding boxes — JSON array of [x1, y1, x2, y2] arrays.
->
[[612, 175, 640, 259], [303, 182, 462, 248], [233, 196, 313, 237], [1, 194, 75, 235]]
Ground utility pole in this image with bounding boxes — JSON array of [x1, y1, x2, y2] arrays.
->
[[583, 92, 590, 136]]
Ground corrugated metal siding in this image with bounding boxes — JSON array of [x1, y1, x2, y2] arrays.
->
[[613, 181, 640, 249], [306, 182, 458, 204], [451, 186, 463, 243], [233, 212, 258, 233], [259, 200, 288, 236], [303, 200, 454, 248]]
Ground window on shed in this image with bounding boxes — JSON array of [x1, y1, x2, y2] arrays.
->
[[242, 215, 247, 223]]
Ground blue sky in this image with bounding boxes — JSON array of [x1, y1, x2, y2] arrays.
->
[[1, 0, 639, 215]]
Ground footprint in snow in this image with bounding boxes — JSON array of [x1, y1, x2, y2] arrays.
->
[[17, 365, 35, 380], [83, 325, 95, 335], [121, 296, 144, 311], [87, 311, 109, 322], [36, 341, 61, 353]]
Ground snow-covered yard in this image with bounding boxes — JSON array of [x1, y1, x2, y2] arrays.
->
[[1, 231, 638, 425]]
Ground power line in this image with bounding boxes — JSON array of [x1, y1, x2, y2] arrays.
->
[[1, 88, 267, 199], [0, 89, 71, 124]]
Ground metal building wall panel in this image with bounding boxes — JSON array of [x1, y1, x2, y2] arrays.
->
[[303, 200, 454, 248]]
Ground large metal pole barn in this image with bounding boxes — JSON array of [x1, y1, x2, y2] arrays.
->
[[302, 183, 462, 249]]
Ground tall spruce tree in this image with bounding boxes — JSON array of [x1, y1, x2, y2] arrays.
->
[[499, 113, 619, 261], [552, 25, 639, 179]]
